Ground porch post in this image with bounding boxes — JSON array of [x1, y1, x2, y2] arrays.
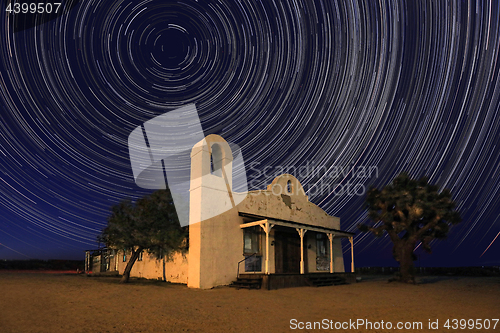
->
[[296, 228, 307, 274], [327, 233, 334, 273], [349, 236, 355, 273], [260, 220, 274, 274]]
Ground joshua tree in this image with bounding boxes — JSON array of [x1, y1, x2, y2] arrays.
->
[[358, 172, 461, 283]]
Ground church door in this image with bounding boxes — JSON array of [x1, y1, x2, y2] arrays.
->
[[274, 230, 301, 273]]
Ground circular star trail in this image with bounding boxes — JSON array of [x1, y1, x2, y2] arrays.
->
[[0, 0, 499, 265]]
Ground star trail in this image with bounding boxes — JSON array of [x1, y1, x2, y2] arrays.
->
[[0, 0, 499, 266]]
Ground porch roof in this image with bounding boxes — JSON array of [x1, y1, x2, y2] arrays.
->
[[238, 212, 355, 238]]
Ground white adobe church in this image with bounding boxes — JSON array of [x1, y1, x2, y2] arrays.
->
[[87, 134, 355, 289]]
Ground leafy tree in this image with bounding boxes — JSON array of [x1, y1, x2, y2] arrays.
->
[[99, 189, 187, 283], [358, 172, 461, 283]]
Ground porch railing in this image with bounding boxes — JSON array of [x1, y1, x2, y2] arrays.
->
[[237, 253, 258, 279]]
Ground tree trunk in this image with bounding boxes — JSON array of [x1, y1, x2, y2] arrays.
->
[[162, 257, 166, 282], [120, 247, 142, 283], [394, 242, 416, 283]]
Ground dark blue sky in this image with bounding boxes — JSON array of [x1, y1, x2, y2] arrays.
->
[[0, 0, 499, 267]]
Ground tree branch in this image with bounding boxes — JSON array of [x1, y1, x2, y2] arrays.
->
[[411, 215, 440, 242]]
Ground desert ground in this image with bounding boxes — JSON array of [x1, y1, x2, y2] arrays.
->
[[0, 272, 498, 333]]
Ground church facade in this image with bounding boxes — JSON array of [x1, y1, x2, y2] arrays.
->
[[86, 134, 355, 289]]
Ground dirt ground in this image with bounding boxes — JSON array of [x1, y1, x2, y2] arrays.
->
[[0, 272, 498, 333]]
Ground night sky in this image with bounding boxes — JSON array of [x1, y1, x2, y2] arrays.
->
[[0, 0, 499, 268]]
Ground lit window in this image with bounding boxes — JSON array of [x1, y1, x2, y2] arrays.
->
[[138, 251, 143, 261], [243, 228, 261, 255], [316, 234, 329, 271], [243, 227, 262, 272]]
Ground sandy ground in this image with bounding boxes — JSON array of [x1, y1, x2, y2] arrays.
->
[[0, 272, 498, 333]]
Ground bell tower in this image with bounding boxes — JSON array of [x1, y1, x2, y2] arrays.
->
[[189, 134, 234, 225], [188, 134, 238, 288]]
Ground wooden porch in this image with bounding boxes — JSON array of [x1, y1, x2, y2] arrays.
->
[[236, 272, 357, 290]]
